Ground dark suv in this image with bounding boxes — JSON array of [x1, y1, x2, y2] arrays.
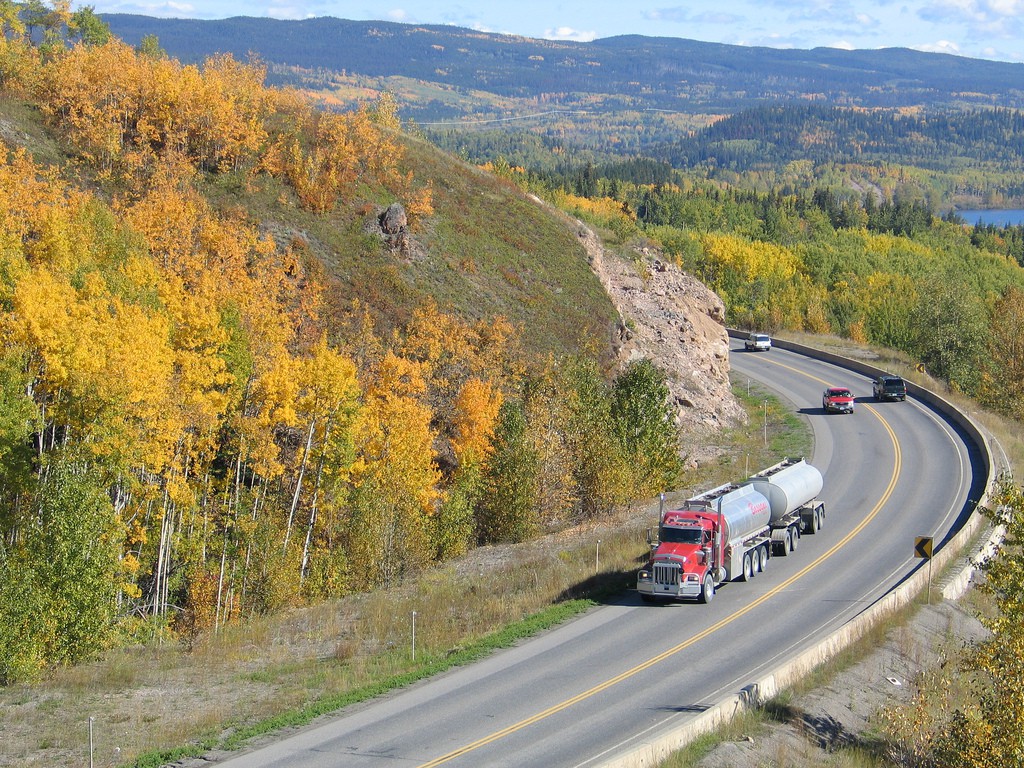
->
[[872, 375, 907, 401]]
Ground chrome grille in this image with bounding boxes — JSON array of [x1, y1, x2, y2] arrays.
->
[[653, 562, 680, 586]]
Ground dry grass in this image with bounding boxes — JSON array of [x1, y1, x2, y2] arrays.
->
[[1, 382, 800, 768], [0, 503, 656, 767]]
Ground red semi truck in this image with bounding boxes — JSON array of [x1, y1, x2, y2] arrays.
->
[[637, 457, 825, 604]]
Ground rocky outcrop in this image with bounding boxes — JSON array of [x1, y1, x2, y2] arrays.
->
[[576, 222, 746, 435], [374, 202, 410, 255]]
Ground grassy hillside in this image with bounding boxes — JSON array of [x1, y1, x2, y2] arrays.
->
[[201, 133, 618, 362], [1, 101, 617, 366]]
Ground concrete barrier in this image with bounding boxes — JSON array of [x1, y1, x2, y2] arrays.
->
[[597, 332, 998, 768]]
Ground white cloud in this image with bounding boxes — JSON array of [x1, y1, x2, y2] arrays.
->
[[265, 4, 311, 19], [972, 0, 1024, 18], [921, 0, 1024, 22], [644, 7, 689, 23], [387, 8, 409, 22], [543, 26, 597, 41], [829, 39, 857, 49], [914, 39, 963, 54], [119, 1, 196, 17]]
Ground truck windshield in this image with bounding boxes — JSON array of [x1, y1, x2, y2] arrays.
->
[[660, 527, 703, 544]]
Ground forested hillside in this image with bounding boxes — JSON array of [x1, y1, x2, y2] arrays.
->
[[433, 104, 1024, 212], [0, 21, 685, 683], [509, 168, 1024, 421], [99, 14, 1024, 117], [97, 13, 1024, 210]]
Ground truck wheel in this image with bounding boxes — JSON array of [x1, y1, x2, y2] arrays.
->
[[698, 574, 715, 604], [790, 526, 799, 552], [776, 532, 788, 557], [806, 511, 818, 534], [758, 546, 768, 572], [742, 552, 754, 581]]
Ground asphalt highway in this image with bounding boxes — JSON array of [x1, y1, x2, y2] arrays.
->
[[211, 340, 980, 768]]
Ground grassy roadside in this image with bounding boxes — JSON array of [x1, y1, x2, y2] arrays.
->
[[131, 598, 606, 768], [657, 566, 990, 768], [0, 382, 809, 768]]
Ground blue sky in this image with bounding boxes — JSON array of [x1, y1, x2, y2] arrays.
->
[[86, 0, 1024, 63]]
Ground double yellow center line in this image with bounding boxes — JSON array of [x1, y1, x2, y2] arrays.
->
[[417, 359, 901, 767]]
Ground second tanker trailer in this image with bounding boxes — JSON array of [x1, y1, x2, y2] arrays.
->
[[637, 457, 826, 604]]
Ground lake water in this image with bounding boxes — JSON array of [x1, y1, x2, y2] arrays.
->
[[954, 209, 1024, 227]]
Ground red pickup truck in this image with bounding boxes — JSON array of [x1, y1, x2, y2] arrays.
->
[[822, 387, 855, 414]]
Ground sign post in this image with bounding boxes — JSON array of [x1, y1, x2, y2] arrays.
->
[[915, 536, 934, 604]]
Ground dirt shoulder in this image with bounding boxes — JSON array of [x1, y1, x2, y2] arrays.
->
[[694, 595, 987, 767]]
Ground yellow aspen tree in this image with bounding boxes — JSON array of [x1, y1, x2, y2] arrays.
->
[[283, 335, 359, 551], [347, 352, 439, 589], [333, 302, 386, 376], [289, 336, 362, 585], [432, 377, 504, 559], [862, 271, 918, 350], [193, 53, 273, 172], [117, 153, 202, 274], [984, 287, 1024, 420], [522, 361, 577, 530], [450, 378, 503, 467], [472, 314, 523, 385], [36, 40, 146, 175], [0, 145, 71, 270], [346, 102, 402, 184], [0, 0, 26, 40]]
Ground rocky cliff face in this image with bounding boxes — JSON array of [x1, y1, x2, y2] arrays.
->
[[575, 222, 746, 438]]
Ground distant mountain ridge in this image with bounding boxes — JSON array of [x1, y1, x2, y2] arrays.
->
[[100, 14, 1024, 120]]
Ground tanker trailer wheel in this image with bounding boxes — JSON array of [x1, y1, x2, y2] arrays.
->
[[741, 552, 754, 581], [806, 509, 818, 534], [778, 529, 792, 556], [757, 545, 768, 572], [789, 525, 799, 552], [698, 574, 715, 604]]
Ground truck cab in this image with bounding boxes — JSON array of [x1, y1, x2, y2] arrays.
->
[[638, 512, 719, 604]]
